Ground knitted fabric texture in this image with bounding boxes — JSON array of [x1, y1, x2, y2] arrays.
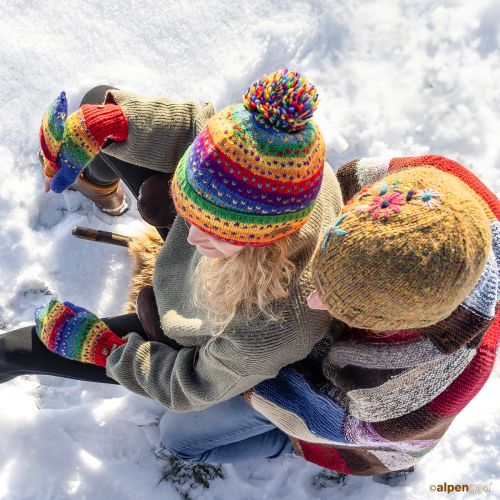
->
[[245, 155, 500, 476], [91, 90, 343, 412], [39, 95, 129, 193], [101, 89, 216, 172], [106, 166, 343, 411], [315, 165, 492, 330], [50, 103, 128, 193], [39, 91, 68, 178], [170, 68, 325, 246], [35, 300, 126, 367]]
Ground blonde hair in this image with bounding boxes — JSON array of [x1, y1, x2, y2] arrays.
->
[[193, 237, 296, 335]]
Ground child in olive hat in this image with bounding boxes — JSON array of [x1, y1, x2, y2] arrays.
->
[[246, 155, 500, 476]]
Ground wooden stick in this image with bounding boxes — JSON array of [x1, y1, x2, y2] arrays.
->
[[71, 226, 132, 248]]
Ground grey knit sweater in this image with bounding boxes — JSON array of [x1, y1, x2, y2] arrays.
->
[[103, 89, 343, 411]]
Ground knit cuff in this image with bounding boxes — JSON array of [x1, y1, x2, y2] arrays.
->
[[94, 331, 127, 367], [80, 104, 129, 146]]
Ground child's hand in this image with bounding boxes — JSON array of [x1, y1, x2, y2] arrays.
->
[[50, 103, 128, 192], [39, 92, 129, 193]]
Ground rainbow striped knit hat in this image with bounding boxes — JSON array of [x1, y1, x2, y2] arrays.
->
[[171, 69, 326, 246]]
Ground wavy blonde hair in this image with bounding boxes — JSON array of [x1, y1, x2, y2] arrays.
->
[[193, 237, 296, 335]]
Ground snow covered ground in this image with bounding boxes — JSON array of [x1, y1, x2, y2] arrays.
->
[[0, 0, 499, 498]]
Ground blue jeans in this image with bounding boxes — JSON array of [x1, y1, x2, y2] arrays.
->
[[159, 395, 295, 463]]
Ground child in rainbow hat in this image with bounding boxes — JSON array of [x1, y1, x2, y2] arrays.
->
[[3, 69, 347, 464]]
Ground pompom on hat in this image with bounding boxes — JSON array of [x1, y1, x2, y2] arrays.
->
[[314, 155, 499, 331], [171, 68, 325, 247]]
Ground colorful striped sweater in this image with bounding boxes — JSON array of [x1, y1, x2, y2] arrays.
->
[[245, 155, 500, 476]]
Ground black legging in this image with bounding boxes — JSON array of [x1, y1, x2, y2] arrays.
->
[[0, 85, 169, 385], [0, 314, 146, 384]]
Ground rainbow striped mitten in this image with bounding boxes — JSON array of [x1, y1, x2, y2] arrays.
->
[[49, 103, 128, 193], [35, 300, 127, 367], [39, 91, 68, 178]]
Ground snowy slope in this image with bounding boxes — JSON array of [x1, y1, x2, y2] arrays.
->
[[0, 0, 499, 498]]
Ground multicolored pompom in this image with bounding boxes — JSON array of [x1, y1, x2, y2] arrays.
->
[[243, 68, 319, 132]]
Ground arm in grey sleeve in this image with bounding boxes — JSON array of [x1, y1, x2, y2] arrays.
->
[[102, 89, 216, 173]]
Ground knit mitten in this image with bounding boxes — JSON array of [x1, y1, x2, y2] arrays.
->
[[39, 91, 68, 178], [50, 103, 128, 192], [35, 300, 127, 366], [39, 91, 129, 193]]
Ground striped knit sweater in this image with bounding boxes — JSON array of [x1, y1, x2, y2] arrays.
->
[[245, 155, 500, 476]]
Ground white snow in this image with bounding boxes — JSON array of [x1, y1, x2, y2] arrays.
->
[[1, 0, 499, 498]]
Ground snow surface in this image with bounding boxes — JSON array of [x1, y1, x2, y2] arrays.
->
[[0, 0, 499, 498]]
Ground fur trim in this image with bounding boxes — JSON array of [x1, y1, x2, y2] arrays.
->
[[127, 224, 163, 312]]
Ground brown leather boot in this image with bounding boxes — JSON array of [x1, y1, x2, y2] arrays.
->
[[71, 173, 128, 216], [38, 149, 128, 216]]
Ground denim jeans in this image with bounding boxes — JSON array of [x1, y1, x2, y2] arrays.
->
[[159, 394, 295, 464]]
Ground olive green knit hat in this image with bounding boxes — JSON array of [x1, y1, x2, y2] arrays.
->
[[314, 163, 492, 331]]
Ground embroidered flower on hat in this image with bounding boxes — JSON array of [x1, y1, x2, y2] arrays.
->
[[356, 191, 405, 220], [415, 189, 443, 209], [321, 212, 349, 250]]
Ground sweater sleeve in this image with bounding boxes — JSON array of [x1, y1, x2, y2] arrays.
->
[[335, 158, 391, 202], [101, 89, 216, 173], [336, 155, 476, 203], [105, 312, 316, 412]]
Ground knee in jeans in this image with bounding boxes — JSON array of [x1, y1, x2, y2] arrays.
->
[[161, 443, 203, 462], [160, 434, 204, 462], [159, 413, 202, 461]]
